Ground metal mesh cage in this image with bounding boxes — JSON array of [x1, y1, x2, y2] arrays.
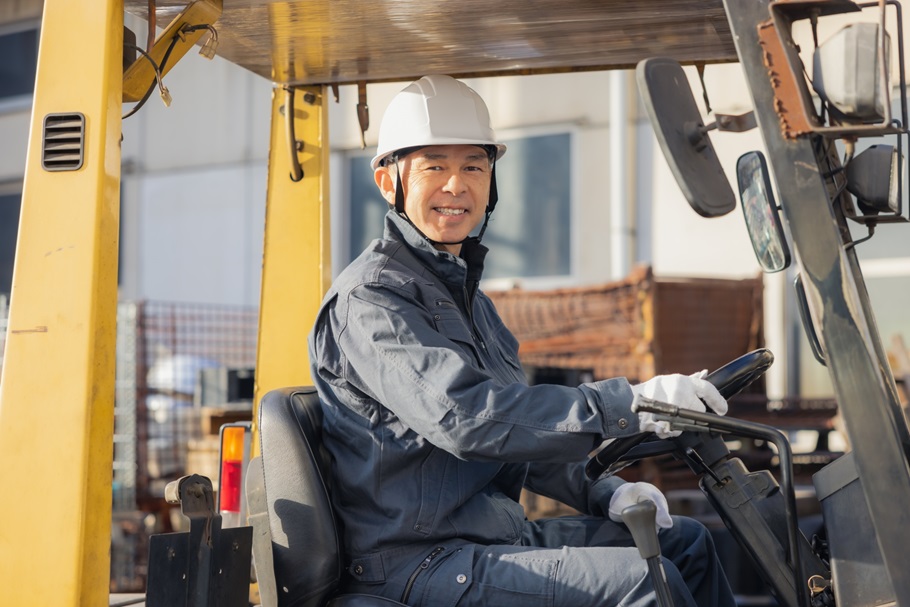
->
[[110, 299, 258, 592]]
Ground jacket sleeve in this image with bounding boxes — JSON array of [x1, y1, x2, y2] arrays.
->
[[329, 281, 640, 463], [522, 460, 628, 515]]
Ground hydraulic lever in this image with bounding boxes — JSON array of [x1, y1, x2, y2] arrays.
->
[[622, 501, 675, 607]]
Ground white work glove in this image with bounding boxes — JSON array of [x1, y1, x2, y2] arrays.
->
[[608, 481, 673, 530], [631, 371, 728, 439]]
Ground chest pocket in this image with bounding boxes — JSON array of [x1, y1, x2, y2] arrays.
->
[[491, 339, 526, 384], [433, 307, 482, 367]]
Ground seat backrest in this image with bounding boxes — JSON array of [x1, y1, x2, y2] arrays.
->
[[258, 386, 341, 607]]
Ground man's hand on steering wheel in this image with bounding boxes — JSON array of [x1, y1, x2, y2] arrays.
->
[[631, 371, 728, 439], [586, 350, 773, 480]]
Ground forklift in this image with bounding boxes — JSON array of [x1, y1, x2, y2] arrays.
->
[[0, 0, 908, 605]]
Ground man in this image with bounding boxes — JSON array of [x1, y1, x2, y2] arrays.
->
[[309, 74, 735, 607]]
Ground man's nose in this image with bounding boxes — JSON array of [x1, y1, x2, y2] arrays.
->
[[442, 171, 466, 195]]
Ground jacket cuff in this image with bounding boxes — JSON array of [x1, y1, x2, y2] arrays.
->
[[586, 474, 627, 517], [582, 377, 641, 438]]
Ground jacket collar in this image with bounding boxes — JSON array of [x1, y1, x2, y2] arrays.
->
[[383, 211, 488, 287]]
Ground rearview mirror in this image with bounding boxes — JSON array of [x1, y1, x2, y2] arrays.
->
[[636, 57, 735, 218], [736, 151, 791, 273]]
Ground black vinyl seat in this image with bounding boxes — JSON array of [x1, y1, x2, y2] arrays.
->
[[257, 386, 407, 607]]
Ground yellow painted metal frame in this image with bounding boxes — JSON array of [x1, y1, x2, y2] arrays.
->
[[253, 85, 332, 452], [0, 0, 123, 604]]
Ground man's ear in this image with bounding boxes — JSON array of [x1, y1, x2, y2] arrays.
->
[[374, 167, 396, 205]]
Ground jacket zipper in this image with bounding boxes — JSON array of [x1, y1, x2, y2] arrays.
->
[[461, 286, 487, 354], [439, 293, 487, 369], [401, 546, 446, 603]]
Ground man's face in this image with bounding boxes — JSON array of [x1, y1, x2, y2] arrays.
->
[[375, 144, 492, 255]]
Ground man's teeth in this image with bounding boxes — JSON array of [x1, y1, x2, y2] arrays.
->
[[436, 208, 465, 216]]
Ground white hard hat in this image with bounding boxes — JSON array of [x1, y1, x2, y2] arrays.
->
[[370, 75, 507, 170]]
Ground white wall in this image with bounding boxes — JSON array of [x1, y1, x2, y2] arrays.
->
[[5, 6, 910, 402], [0, 21, 793, 393], [121, 163, 266, 306], [118, 16, 273, 305], [644, 63, 766, 279], [1, 17, 769, 305], [327, 69, 764, 286], [111, 55, 775, 309]]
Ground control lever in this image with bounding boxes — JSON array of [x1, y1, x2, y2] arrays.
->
[[621, 500, 675, 607]]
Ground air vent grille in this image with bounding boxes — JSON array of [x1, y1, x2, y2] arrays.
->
[[42, 113, 85, 172]]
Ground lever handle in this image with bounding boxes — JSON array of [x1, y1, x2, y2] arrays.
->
[[621, 500, 676, 607], [621, 500, 661, 559]]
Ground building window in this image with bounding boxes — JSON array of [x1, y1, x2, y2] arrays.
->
[[0, 191, 22, 297], [0, 26, 39, 102], [342, 131, 573, 281]]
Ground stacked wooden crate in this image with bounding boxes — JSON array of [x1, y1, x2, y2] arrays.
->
[[486, 264, 764, 384]]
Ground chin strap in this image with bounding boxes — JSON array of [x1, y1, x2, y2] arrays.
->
[[477, 164, 498, 240], [393, 163, 498, 247]]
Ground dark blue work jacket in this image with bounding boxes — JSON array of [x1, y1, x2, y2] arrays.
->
[[309, 211, 640, 566]]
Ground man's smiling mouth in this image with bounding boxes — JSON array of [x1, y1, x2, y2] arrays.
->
[[435, 208, 466, 216]]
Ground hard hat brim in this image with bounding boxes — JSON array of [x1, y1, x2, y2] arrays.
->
[[370, 140, 507, 170]]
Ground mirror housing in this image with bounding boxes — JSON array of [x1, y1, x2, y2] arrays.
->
[[794, 274, 826, 367], [736, 151, 791, 273]]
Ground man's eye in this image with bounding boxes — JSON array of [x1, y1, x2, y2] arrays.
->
[[465, 165, 486, 172]]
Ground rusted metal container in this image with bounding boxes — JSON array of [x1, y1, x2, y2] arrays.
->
[[487, 265, 764, 385]]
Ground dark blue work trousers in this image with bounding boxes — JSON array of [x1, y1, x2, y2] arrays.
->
[[350, 514, 736, 607]]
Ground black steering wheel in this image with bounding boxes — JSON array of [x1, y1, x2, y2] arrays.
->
[[584, 348, 774, 480]]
